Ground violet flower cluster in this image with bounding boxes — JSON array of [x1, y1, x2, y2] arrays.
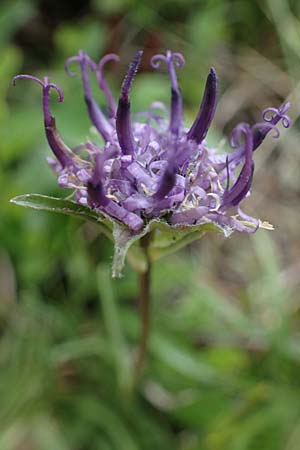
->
[[13, 50, 291, 235]]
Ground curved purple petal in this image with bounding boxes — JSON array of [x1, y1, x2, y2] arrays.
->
[[65, 50, 112, 141], [215, 101, 291, 175], [13, 74, 73, 168], [222, 124, 254, 207], [13, 74, 45, 88], [116, 51, 143, 155], [96, 53, 120, 117], [151, 50, 184, 135], [187, 67, 218, 144], [253, 102, 292, 149]]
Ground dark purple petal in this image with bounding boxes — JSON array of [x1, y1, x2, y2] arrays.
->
[[187, 68, 218, 144], [87, 148, 119, 208], [170, 87, 183, 135], [116, 98, 135, 154], [222, 124, 254, 207], [45, 117, 74, 168], [65, 50, 113, 141], [13, 74, 73, 168], [116, 51, 143, 155], [87, 154, 109, 207], [87, 182, 107, 207], [151, 51, 185, 135], [152, 161, 176, 201]]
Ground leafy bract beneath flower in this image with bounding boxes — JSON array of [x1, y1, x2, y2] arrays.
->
[[12, 50, 291, 276]]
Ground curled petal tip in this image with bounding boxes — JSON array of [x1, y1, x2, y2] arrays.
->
[[12, 72, 71, 168], [48, 83, 64, 102], [256, 101, 292, 149], [66, 50, 112, 141], [97, 53, 120, 116], [223, 125, 254, 207], [99, 53, 120, 65], [252, 123, 280, 139], [12, 74, 45, 88], [78, 49, 97, 70], [282, 116, 292, 128], [151, 50, 185, 134], [64, 56, 80, 76], [150, 54, 163, 69], [151, 50, 185, 69], [12, 74, 64, 103], [172, 52, 185, 68], [97, 53, 120, 85], [65, 51, 97, 77]]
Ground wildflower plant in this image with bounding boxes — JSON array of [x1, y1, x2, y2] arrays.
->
[[11, 49, 291, 378]]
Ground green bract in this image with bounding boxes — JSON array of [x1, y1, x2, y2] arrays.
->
[[11, 194, 223, 277]]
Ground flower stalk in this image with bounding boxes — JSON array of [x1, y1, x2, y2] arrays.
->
[[134, 233, 152, 381]]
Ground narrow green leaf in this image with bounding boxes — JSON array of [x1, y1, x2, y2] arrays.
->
[[151, 334, 218, 383], [97, 265, 131, 392], [11, 193, 99, 221], [10, 194, 112, 239], [74, 396, 139, 450]]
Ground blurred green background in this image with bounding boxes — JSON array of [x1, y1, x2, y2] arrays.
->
[[1, 0, 300, 449]]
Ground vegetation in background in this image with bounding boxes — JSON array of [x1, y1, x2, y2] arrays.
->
[[1, 0, 300, 449]]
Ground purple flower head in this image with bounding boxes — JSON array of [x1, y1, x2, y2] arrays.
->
[[12, 50, 291, 274]]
